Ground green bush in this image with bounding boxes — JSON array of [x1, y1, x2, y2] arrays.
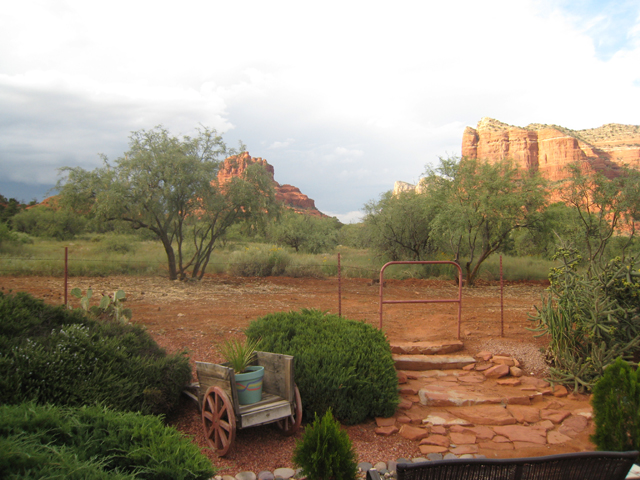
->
[[10, 206, 86, 240], [245, 309, 399, 424], [0, 402, 216, 480], [591, 358, 640, 452], [0, 291, 191, 415], [228, 244, 291, 276], [530, 249, 640, 390], [293, 409, 358, 480]]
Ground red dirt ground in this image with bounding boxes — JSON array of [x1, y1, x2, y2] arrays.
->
[[0, 274, 593, 474]]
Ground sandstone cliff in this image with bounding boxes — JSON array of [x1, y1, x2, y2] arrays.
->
[[462, 117, 640, 182], [217, 152, 326, 217]]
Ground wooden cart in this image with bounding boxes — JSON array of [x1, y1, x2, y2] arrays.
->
[[185, 351, 302, 456]]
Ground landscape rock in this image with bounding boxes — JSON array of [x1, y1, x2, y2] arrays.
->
[[540, 409, 571, 424], [450, 432, 476, 444], [419, 445, 448, 454], [450, 445, 479, 455], [375, 425, 399, 436], [375, 417, 396, 427], [236, 472, 257, 480], [547, 430, 573, 445], [493, 425, 546, 444], [273, 468, 295, 479], [419, 435, 450, 447], [399, 425, 430, 441], [452, 405, 516, 425], [483, 364, 510, 378]]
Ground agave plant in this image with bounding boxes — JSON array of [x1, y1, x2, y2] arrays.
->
[[219, 336, 262, 374]]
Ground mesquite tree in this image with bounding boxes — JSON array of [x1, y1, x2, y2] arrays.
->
[[57, 126, 277, 280]]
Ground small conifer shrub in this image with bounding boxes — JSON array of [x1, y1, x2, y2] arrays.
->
[[591, 357, 640, 451], [292, 409, 358, 480]]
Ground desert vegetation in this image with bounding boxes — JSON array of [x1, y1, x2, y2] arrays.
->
[[0, 290, 215, 479], [3, 127, 640, 398]]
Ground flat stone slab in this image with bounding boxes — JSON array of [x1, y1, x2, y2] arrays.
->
[[419, 385, 532, 407], [394, 354, 476, 371], [390, 340, 464, 355], [451, 405, 517, 426]]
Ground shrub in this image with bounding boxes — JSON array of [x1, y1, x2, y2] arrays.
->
[[245, 309, 399, 424], [530, 249, 640, 390], [0, 402, 216, 480], [10, 206, 86, 240], [292, 409, 358, 480], [591, 358, 640, 452], [0, 291, 191, 415], [228, 245, 291, 277]]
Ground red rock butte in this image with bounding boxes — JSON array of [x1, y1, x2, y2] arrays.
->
[[462, 117, 640, 182], [217, 152, 326, 217]]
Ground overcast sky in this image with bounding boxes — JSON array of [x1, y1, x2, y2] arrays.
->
[[1, 0, 639, 222]]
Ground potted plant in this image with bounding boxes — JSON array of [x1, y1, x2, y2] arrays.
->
[[220, 337, 264, 405]]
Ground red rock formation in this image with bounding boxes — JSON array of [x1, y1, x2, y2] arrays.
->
[[217, 152, 326, 217], [462, 117, 640, 182]]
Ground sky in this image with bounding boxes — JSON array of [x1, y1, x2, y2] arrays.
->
[[1, 0, 639, 223]]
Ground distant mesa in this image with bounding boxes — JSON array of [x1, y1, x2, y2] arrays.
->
[[462, 117, 640, 182], [394, 117, 640, 194], [218, 152, 326, 217]]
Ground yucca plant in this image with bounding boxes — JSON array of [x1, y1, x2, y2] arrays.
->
[[219, 336, 262, 374]]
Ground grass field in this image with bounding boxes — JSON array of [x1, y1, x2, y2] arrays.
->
[[0, 234, 554, 281]]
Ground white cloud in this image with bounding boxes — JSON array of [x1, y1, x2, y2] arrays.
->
[[268, 138, 295, 149], [1, 0, 639, 214]]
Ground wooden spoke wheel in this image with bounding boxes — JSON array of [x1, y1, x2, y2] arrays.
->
[[277, 385, 302, 436], [202, 386, 236, 456]]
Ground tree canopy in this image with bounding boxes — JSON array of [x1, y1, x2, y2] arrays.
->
[[57, 126, 277, 280], [363, 156, 547, 286]]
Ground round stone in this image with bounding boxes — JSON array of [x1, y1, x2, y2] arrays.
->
[[273, 468, 295, 479], [258, 472, 274, 480], [358, 462, 373, 472], [443, 453, 458, 460], [396, 458, 411, 465], [427, 453, 443, 461], [236, 473, 257, 480], [411, 457, 428, 463], [374, 462, 387, 471]]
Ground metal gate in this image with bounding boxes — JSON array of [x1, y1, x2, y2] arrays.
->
[[378, 261, 463, 339]]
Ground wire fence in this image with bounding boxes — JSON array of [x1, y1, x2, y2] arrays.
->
[[0, 250, 541, 339]]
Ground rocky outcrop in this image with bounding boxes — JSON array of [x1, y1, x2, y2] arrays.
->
[[462, 117, 640, 182], [217, 152, 326, 217]]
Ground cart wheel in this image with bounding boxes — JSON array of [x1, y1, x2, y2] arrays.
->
[[277, 385, 302, 436], [202, 386, 236, 456]]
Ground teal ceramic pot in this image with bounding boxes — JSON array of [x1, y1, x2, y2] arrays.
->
[[235, 365, 264, 405]]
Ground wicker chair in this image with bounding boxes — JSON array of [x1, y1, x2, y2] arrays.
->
[[365, 451, 639, 480]]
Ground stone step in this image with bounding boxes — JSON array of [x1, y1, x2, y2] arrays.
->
[[393, 354, 475, 371], [390, 340, 464, 355], [418, 384, 539, 407]]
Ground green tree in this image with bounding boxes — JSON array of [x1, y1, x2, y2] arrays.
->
[[362, 190, 437, 261], [423, 156, 547, 286], [57, 126, 276, 280], [0, 196, 23, 224], [559, 163, 640, 264], [268, 211, 341, 253]]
